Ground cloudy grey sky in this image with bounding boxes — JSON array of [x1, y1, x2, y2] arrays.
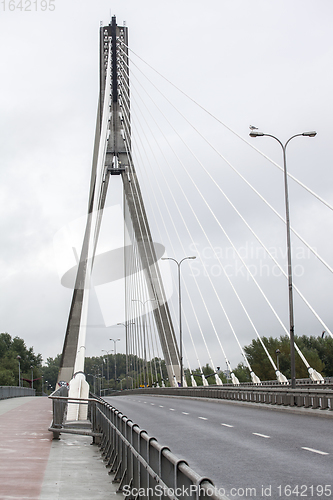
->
[[1, 0, 333, 372]]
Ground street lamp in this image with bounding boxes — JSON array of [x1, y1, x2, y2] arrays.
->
[[109, 338, 121, 386], [275, 349, 281, 372], [101, 349, 113, 390], [249, 130, 317, 388], [117, 321, 135, 388], [161, 256, 197, 387], [17, 355, 21, 387], [30, 365, 34, 390], [132, 299, 156, 388]]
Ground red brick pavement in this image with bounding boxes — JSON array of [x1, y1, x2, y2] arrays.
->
[[0, 397, 53, 500]]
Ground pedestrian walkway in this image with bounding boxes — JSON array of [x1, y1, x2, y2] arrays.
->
[[0, 397, 118, 500]]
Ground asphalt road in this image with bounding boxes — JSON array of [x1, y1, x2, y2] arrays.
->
[[104, 394, 333, 500]]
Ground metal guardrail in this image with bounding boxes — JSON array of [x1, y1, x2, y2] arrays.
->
[[0, 386, 35, 400], [109, 386, 333, 411], [93, 396, 229, 500], [234, 376, 333, 387], [48, 386, 69, 438], [48, 392, 230, 499]]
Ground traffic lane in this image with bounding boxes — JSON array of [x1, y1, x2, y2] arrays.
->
[[105, 394, 333, 457], [104, 395, 333, 495]]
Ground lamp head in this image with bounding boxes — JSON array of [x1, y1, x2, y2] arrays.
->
[[302, 131, 317, 137], [249, 131, 264, 137]]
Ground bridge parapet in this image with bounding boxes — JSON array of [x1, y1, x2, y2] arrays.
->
[[0, 386, 35, 400], [108, 385, 333, 411]]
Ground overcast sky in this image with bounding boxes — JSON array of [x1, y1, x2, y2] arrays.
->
[[1, 1, 333, 373]]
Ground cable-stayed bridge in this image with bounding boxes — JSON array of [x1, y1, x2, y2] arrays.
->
[[56, 17, 332, 412], [2, 17, 332, 500]]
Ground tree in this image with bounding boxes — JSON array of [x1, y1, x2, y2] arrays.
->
[[232, 362, 251, 383], [0, 332, 43, 390], [42, 355, 61, 392], [243, 335, 328, 381]]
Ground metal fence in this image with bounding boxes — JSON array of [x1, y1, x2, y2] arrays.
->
[[48, 392, 229, 500], [108, 386, 333, 411], [0, 386, 35, 400]]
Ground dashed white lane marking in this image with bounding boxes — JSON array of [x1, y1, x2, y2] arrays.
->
[[150, 403, 155, 405], [182, 412, 189, 415], [221, 423, 233, 428], [198, 417, 208, 420], [159, 405, 164, 407], [169, 408, 175, 411], [252, 432, 270, 439], [302, 447, 329, 456]]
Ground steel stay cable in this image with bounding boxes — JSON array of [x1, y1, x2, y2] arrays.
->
[[122, 44, 333, 213], [128, 71, 333, 360], [125, 100, 208, 386], [121, 49, 333, 276], [128, 89, 246, 379], [127, 101, 208, 386], [129, 79, 273, 375], [118, 76, 178, 383]]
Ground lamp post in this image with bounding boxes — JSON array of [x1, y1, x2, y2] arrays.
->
[[117, 321, 135, 388], [249, 130, 317, 388], [101, 349, 113, 390], [275, 349, 281, 372], [161, 256, 196, 387], [30, 365, 34, 390], [132, 300, 156, 388], [109, 338, 120, 386], [17, 355, 21, 387]]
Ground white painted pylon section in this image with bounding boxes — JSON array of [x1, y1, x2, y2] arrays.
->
[[161, 380, 166, 387], [231, 373, 240, 385], [190, 375, 197, 387], [182, 376, 188, 387], [276, 370, 289, 384], [66, 373, 89, 421], [250, 371, 261, 385], [215, 373, 223, 385], [308, 367, 324, 383], [202, 376, 209, 386]]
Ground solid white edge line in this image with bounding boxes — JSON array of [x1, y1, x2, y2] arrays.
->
[[302, 447, 329, 455]]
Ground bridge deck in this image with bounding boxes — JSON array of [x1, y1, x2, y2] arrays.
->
[[0, 397, 117, 500]]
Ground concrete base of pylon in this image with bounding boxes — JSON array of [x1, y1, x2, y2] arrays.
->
[[66, 373, 89, 421]]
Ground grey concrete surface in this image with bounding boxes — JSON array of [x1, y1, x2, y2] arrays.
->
[[0, 395, 36, 416], [39, 432, 119, 500]]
